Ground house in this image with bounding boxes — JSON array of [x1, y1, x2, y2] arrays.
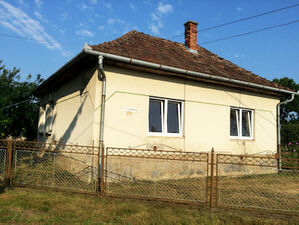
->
[[34, 21, 297, 156]]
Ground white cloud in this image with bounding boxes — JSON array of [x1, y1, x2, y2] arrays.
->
[[76, 29, 94, 37], [98, 25, 104, 30], [61, 12, 69, 21], [149, 24, 160, 35], [157, 2, 173, 14], [0, 1, 65, 54], [34, 10, 48, 23], [77, 3, 93, 10], [107, 18, 125, 25], [106, 18, 137, 35], [234, 53, 245, 58], [151, 13, 159, 21], [90, 0, 97, 4], [129, 3, 136, 11], [105, 2, 112, 9], [149, 2, 173, 35], [236, 7, 242, 11], [34, 0, 43, 9]]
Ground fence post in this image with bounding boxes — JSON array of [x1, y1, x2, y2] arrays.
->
[[4, 140, 13, 186], [100, 145, 105, 196], [209, 147, 215, 209], [96, 146, 100, 196]]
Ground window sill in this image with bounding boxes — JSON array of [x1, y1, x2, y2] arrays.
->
[[230, 136, 254, 141], [148, 132, 183, 138]]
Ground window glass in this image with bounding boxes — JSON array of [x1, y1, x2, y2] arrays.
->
[[167, 101, 180, 133], [149, 99, 163, 132], [242, 110, 251, 137], [230, 108, 239, 136]]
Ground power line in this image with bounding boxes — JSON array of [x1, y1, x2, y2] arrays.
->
[[0, 32, 82, 46], [0, 99, 31, 110], [167, 3, 299, 39], [200, 20, 299, 45]]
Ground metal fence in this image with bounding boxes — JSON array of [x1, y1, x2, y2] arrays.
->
[[0, 141, 8, 184], [215, 154, 299, 212], [1, 140, 298, 214], [12, 141, 100, 193], [104, 147, 209, 204]]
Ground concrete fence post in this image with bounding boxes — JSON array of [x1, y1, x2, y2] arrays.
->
[[210, 147, 215, 209], [4, 140, 13, 186], [100, 145, 105, 196]]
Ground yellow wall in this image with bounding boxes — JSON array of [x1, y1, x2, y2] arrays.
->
[[38, 66, 101, 146], [38, 64, 279, 155], [103, 65, 279, 154]]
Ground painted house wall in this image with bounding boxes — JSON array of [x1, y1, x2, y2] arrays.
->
[[38, 66, 102, 146], [37, 64, 279, 155], [103, 65, 279, 155]]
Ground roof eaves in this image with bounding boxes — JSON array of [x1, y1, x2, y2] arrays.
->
[[84, 46, 299, 96]]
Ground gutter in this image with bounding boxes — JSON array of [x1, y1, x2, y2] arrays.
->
[[277, 93, 296, 169], [82, 46, 299, 96]]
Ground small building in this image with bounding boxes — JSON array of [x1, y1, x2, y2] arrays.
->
[[34, 21, 297, 155]]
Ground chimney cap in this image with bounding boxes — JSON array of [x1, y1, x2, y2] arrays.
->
[[184, 20, 198, 26]]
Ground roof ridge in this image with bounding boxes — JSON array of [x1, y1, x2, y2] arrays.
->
[[90, 30, 184, 49]]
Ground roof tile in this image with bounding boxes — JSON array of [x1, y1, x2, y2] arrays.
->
[[90, 31, 290, 91]]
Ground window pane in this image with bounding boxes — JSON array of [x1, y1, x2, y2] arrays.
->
[[242, 110, 252, 137], [149, 99, 163, 132], [230, 108, 239, 136], [167, 101, 180, 133]]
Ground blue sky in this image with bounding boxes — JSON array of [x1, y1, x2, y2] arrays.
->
[[0, 0, 298, 83]]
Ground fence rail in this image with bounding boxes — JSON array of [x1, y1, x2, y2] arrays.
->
[[0, 140, 298, 214]]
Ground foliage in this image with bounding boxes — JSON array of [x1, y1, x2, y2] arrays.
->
[[0, 60, 43, 140], [273, 77, 299, 148], [273, 77, 299, 122]]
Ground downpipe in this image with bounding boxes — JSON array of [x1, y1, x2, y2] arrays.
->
[[277, 93, 296, 170], [98, 55, 106, 192]]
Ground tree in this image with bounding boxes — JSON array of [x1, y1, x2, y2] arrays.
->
[[273, 77, 299, 149], [273, 77, 299, 123], [0, 60, 43, 140]]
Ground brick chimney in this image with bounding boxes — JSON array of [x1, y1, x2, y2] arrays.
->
[[184, 20, 198, 52]]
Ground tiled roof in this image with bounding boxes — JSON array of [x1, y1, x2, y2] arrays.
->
[[90, 30, 289, 91]]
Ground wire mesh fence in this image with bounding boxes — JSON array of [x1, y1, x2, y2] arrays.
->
[[13, 141, 100, 193], [1, 140, 298, 214], [104, 147, 209, 204], [216, 154, 299, 212], [0, 141, 8, 184]]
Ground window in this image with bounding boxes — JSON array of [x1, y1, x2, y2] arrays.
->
[[44, 102, 54, 133], [149, 98, 183, 136], [230, 107, 253, 139], [38, 106, 46, 133]]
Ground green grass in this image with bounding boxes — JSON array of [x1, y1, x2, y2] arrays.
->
[[0, 187, 297, 225]]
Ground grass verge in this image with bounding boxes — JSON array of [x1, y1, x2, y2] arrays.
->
[[0, 187, 297, 225]]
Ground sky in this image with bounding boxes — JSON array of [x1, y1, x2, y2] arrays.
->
[[0, 0, 298, 83]]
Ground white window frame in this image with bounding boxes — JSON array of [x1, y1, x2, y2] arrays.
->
[[45, 102, 54, 134], [38, 105, 46, 133], [148, 97, 183, 137], [230, 107, 254, 140]]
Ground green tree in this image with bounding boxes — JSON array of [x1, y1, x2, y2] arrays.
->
[[0, 60, 43, 140], [273, 77, 299, 149]]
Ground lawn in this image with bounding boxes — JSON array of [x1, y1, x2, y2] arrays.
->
[[0, 187, 297, 225]]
